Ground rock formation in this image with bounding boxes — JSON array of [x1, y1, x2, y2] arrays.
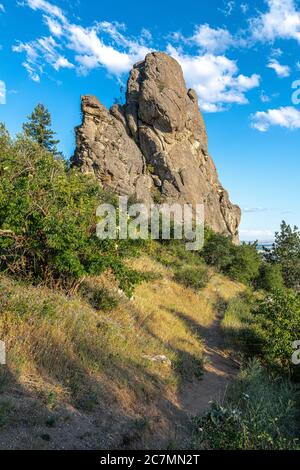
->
[[72, 52, 241, 242]]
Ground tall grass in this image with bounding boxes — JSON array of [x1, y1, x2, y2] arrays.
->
[[221, 292, 265, 357], [193, 359, 300, 450]]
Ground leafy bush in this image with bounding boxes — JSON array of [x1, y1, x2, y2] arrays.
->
[[0, 126, 142, 294], [193, 360, 300, 450], [202, 232, 233, 271], [227, 243, 261, 284], [256, 263, 285, 292], [253, 289, 300, 376], [202, 232, 261, 285], [80, 285, 119, 311], [150, 239, 210, 290], [264, 221, 300, 291], [174, 265, 210, 290]]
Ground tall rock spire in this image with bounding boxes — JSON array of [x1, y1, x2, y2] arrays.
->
[[72, 52, 241, 243]]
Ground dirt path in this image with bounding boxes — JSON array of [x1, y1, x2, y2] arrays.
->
[[179, 311, 239, 417]]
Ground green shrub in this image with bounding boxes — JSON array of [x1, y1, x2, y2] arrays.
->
[[223, 288, 300, 379], [253, 289, 300, 376], [202, 232, 261, 286], [256, 263, 285, 292], [0, 127, 142, 294], [174, 265, 210, 290], [80, 285, 119, 312], [193, 360, 300, 450], [264, 221, 300, 291], [227, 243, 261, 284], [202, 232, 233, 271]]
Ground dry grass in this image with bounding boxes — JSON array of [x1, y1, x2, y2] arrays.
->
[[130, 256, 244, 378], [0, 250, 245, 449]]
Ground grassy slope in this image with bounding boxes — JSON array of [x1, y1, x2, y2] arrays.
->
[[0, 253, 244, 450], [190, 293, 300, 450]]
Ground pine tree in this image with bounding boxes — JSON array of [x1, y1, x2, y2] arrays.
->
[[23, 104, 59, 154], [265, 221, 300, 291]]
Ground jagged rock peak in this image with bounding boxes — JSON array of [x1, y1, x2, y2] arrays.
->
[[72, 51, 241, 242]]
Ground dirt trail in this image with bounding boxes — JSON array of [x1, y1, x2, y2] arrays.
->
[[179, 311, 239, 417], [0, 261, 243, 450]]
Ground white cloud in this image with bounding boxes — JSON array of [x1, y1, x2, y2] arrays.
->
[[16, 1, 152, 79], [0, 80, 6, 104], [267, 58, 290, 77], [13, 35, 75, 81], [167, 45, 260, 112], [219, 0, 235, 17], [260, 91, 271, 103], [65, 23, 150, 75], [53, 55, 74, 71], [251, 106, 300, 131], [26, 0, 66, 21], [270, 47, 283, 57], [23, 62, 41, 82], [242, 207, 268, 213], [251, 0, 300, 44], [191, 24, 234, 53], [241, 3, 249, 14], [15, 0, 260, 114], [43, 15, 63, 37], [0, 3, 5, 13]]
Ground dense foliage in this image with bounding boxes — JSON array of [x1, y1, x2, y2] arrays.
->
[[23, 104, 60, 154], [202, 231, 261, 285], [254, 289, 300, 376], [255, 262, 284, 292], [0, 124, 142, 294], [193, 360, 299, 450], [264, 221, 300, 291]]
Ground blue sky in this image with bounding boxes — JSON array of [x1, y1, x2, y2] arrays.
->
[[0, 0, 300, 241]]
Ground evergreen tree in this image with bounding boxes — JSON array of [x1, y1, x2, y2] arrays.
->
[[265, 221, 300, 291], [23, 104, 59, 154]]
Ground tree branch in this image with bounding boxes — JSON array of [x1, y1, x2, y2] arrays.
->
[[0, 229, 17, 239]]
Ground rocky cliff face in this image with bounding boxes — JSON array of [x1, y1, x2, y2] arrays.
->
[[72, 52, 241, 242]]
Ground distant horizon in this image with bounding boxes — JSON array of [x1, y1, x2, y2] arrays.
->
[[241, 238, 274, 244]]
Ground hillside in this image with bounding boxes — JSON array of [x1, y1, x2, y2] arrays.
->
[[0, 249, 244, 450], [0, 122, 299, 450]]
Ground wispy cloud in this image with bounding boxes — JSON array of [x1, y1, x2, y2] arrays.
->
[[0, 80, 6, 104], [190, 24, 235, 53], [218, 0, 235, 17], [13, 35, 74, 82], [13, 0, 260, 114], [267, 58, 290, 77], [242, 207, 268, 213], [0, 3, 5, 13], [240, 3, 249, 14], [167, 45, 260, 112], [26, 0, 66, 21], [260, 91, 271, 103], [251, 106, 300, 132], [14, 0, 151, 80], [251, 0, 300, 44]]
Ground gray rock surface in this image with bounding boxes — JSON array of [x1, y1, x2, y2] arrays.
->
[[72, 52, 241, 242]]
